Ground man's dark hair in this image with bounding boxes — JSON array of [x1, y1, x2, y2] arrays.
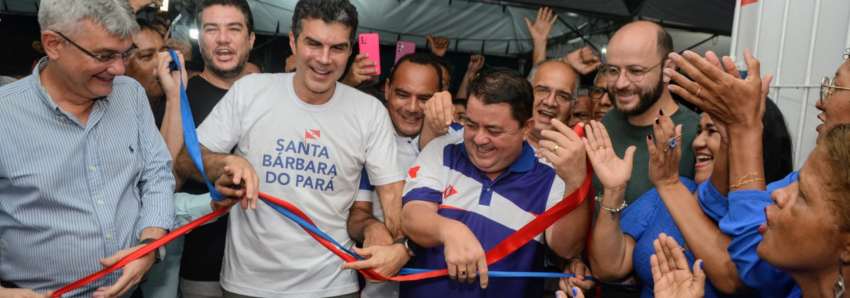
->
[[195, 0, 254, 34], [291, 0, 358, 45], [468, 67, 534, 125], [136, 18, 161, 37], [388, 53, 443, 91], [656, 26, 673, 60], [452, 98, 467, 106]]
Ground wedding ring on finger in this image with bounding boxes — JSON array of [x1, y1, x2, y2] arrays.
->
[[553, 144, 559, 153], [695, 85, 702, 97], [459, 270, 468, 276]]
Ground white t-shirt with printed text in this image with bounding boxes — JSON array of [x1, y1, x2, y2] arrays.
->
[[196, 73, 405, 297]]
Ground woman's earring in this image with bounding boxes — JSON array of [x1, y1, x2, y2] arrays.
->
[[835, 251, 848, 298]]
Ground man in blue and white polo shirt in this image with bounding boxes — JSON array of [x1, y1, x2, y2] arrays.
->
[[399, 67, 591, 297]]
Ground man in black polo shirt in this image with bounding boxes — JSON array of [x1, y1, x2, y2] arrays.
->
[[152, 0, 255, 297]]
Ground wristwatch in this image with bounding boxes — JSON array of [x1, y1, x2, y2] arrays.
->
[[139, 238, 166, 264], [393, 237, 418, 257]]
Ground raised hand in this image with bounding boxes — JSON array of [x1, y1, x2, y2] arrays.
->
[[467, 54, 485, 75], [536, 119, 587, 191], [426, 35, 450, 57], [581, 120, 635, 191], [646, 109, 684, 188], [419, 91, 454, 134], [155, 51, 188, 99], [651, 233, 706, 298], [341, 53, 378, 87], [564, 46, 602, 75], [665, 49, 772, 130], [524, 7, 558, 44]]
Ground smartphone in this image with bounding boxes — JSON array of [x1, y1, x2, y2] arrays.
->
[[395, 41, 416, 65], [358, 33, 381, 76]]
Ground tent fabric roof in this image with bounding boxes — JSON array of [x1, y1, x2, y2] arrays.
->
[[0, 0, 733, 56]]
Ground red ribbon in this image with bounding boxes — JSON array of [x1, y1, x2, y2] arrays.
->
[[53, 125, 591, 295], [52, 207, 230, 297]]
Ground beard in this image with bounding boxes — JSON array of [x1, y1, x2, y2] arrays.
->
[[201, 49, 250, 79], [611, 72, 665, 117]]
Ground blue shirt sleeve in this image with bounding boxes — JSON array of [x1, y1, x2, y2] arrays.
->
[[697, 176, 728, 223], [720, 189, 795, 297], [620, 188, 655, 241], [173, 192, 219, 227]]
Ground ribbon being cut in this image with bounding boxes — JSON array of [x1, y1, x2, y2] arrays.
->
[[52, 50, 595, 297]]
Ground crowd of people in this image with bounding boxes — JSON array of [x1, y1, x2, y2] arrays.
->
[[0, 0, 848, 298]]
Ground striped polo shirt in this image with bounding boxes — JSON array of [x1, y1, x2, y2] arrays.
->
[[400, 134, 565, 298]]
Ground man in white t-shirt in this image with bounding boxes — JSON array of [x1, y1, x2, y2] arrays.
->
[[348, 53, 445, 297], [174, 0, 408, 297]]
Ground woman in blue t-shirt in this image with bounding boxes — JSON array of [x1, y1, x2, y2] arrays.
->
[[584, 102, 790, 297], [650, 124, 850, 298]]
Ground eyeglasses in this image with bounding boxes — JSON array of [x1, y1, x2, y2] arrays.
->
[[588, 86, 609, 99], [820, 76, 850, 106], [600, 61, 663, 83], [56, 31, 138, 64], [533, 85, 573, 105]]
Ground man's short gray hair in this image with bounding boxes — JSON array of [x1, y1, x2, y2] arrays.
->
[[527, 59, 579, 99], [38, 0, 139, 40]]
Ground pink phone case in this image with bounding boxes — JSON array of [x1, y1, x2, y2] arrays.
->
[[358, 33, 381, 76], [395, 41, 416, 64]]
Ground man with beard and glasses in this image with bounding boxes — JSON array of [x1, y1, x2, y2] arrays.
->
[[591, 21, 700, 298], [155, 0, 256, 297]]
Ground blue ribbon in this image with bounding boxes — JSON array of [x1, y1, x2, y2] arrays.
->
[[170, 50, 226, 201]]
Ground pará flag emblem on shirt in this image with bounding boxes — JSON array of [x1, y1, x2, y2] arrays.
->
[[305, 129, 321, 140], [443, 185, 457, 200]]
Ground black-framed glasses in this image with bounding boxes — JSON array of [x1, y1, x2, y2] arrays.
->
[[820, 76, 850, 106], [588, 86, 609, 99], [600, 61, 663, 83], [56, 31, 137, 64], [533, 85, 573, 105]]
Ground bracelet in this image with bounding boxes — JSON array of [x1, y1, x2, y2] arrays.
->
[[595, 193, 628, 220], [729, 172, 765, 189]]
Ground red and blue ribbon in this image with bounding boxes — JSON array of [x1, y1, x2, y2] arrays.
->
[[53, 50, 607, 296]]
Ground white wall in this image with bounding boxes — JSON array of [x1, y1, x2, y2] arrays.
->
[[731, 0, 850, 169]]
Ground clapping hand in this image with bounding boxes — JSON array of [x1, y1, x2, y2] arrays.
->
[[665, 50, 772, 131], [651, 233, 706, 298], [582, 120, 635, 191], [646, 109, 683, 189]]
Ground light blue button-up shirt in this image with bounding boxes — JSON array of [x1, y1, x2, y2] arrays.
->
[[0, 58, 176, 296]]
